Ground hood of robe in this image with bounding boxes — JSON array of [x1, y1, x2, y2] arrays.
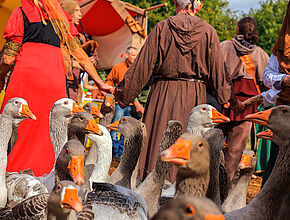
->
[[167, 13, 206, 54]]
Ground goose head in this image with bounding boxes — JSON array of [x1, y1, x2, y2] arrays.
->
[[68, 112, 103, 141], [47, 181, 83, 216], [161, 134, 210, 176], [50, 98, 85, 119], [2, 97, 36, 125], [107, 116, 143, 137], [186, 104, 229, 134], [57, 140, 86, 185], [100, 94, 115, 115], [246, 105, 290, 146], [152, 196, 224, 220], [83, 102, 103, 119]]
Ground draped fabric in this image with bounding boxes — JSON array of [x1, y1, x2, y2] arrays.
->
[[271, 0, 290, 75], [1, 5, 78, 176]]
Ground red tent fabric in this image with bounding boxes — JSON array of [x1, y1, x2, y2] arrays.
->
[[77, 0, 145, 69]]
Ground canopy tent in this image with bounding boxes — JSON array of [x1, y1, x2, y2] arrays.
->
[[0, 0, 149, 70], [0, 1, 21, 48], [77, 0, 147, 70]]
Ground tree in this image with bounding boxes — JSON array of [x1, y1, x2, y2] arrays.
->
[[248, 0, 288, 55], [126, 0, 238, 42]]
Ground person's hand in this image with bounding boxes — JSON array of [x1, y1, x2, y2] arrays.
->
[[231, 99, 245, 116], [242, 96, 257, 107], [134, 101, 145, 114], [98, 83, 114, 94], [282, 75, 290, 87]]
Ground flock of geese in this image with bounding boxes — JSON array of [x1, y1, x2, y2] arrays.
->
[[0, 95, 288, 219]]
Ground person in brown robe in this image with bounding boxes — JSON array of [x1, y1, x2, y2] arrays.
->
[[220, 17, 269, 182], [114, 0, 234, 183]]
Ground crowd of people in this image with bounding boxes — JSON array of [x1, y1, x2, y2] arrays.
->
[[0, 0, 289, 208]]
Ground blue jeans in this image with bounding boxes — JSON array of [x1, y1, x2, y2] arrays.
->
[[110, 104, 131, 158]]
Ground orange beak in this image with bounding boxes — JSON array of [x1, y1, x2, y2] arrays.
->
[[20, 104, 37, 120], [257, 129, 273, 141], [239, 154, 251, 169], [245, 108, 273, 126], [107, 119, 120, 131], [211, 108, 230, 123], [104, 96, 114, 108], [72, 103, 85, 114], [91, 106, 103, 118], [160, 138, 192, 166], [67, 155, 85, 185], [86, 119, 103, 136], [205, 213, 224, 220], [61, 188, 83, 212]]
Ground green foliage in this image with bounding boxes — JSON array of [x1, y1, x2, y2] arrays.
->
[[126, 0, 238, 42], [247, 0, 288, 55], [197, 0, 238, 42]]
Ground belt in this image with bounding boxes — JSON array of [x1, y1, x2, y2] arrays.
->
[[154, 76, 206, 84]]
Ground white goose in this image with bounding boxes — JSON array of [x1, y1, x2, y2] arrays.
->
[[0, 97, 36, 207]]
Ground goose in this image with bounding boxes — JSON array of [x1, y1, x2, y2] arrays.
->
[[79, 119, 183, 219], [0, 180, 83, 219], [161, 134, 211, 198], [87, 124, 112, 185], [49, 98, 85, 160], [55, 113, 102, 194], [107, 117, 145, 189], [82, 102, 106, 165], [221, 149, 256, 213], [135, 120, 183, 218], [0, 97, 36, 207], [221, 105, 290, 219], [99, 94, 115, 127], [6, 171, 48, 207], [152, 196, 224, 220], [185, 104, 230, 206]]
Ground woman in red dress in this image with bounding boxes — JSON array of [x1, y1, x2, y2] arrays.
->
[[0, 0, 112, 176]]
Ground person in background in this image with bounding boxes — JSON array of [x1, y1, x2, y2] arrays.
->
[[0, 0, 112, 177], [242, 1, 290, 186], [114, 0, 236, 183], [61, 0, 99, 103], [105, 46, 140, 160], [220, 17, 269, 182]]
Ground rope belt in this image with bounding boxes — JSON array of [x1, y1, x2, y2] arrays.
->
[[154, 76, 206, 84]]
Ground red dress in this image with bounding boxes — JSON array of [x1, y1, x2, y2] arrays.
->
[[1, 6, 79, 176]]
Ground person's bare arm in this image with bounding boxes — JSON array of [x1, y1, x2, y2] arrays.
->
[[83, 76, 99, 91], [71, 47, 113, 93]]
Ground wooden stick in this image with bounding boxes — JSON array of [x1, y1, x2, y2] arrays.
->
[[144, 3, 168, 12]]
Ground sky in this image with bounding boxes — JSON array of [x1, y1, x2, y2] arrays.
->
[[227, 0, 260, 13]]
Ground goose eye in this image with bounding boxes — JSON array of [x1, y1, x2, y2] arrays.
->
[[201, 107, 207, 112], [63, 101, 68, 105], [184, 204, 195, 216], [14, 101, 19, 105], [66, 148, 70, 154], [281, 108, 287, 113], [80, 116, 84, 121], [198, 141, 203, 147], [121, 118, 126, 122], [56, 184, 62, 192]]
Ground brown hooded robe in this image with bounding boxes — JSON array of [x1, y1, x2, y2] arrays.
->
[[115, 13, 231, 183]]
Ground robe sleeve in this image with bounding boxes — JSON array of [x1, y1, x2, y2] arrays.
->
[[114, 24, 160, 108], [3, 7, 24, 56], [208, 29, 231, 105]]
